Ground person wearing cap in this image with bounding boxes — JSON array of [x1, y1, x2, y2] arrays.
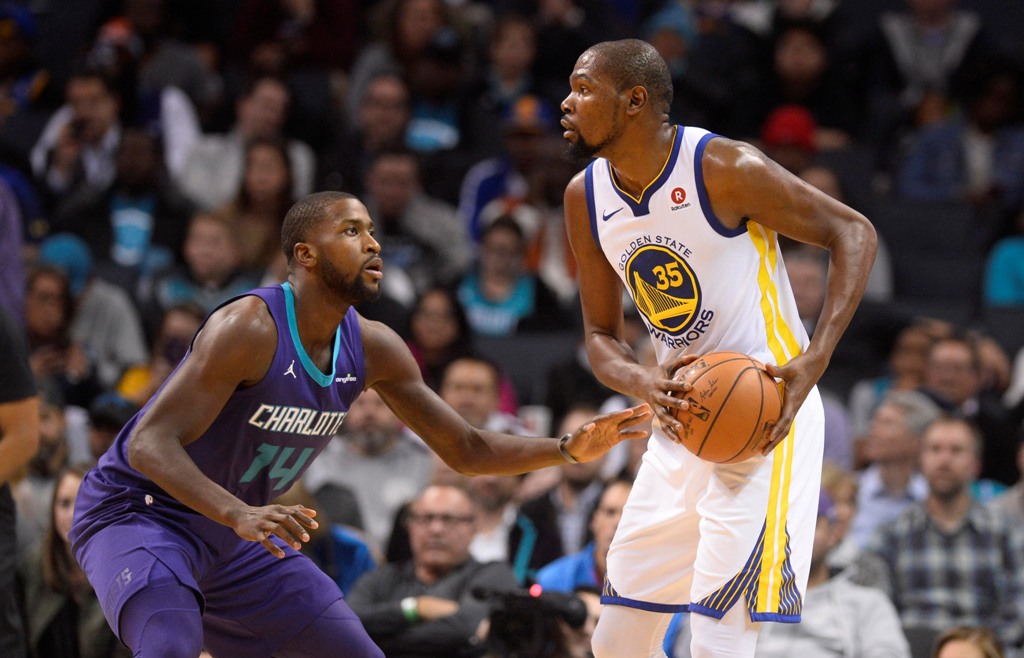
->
[[457, 94, 558, 242], [36, 233, 148, 390]]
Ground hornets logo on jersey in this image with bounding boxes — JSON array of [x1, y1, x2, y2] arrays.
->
[[626, 245, 701, 334]]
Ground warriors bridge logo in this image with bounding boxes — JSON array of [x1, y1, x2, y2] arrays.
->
[[626, 244, 713, 349]]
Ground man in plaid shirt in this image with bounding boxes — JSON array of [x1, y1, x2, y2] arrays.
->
[[867, 416, 1024, 655]]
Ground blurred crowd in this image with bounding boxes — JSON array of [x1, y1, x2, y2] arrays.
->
[[2, 0, 1024, 657]]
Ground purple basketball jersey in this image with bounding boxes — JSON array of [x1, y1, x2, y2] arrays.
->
[[70, 282, 364, 545]]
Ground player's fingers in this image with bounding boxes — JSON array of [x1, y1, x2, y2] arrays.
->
[[618, 403, 653, 425], [260, 535, 286, 559], [665, 354, 699, 376], [654, 408, 684, 443]]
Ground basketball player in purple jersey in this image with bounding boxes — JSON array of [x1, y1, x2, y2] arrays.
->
[[69, 191, 654, 658]]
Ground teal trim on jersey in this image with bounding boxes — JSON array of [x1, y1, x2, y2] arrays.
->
[[512, 514, 538, 585], [281, 282, 340, 388], [693, 131, 748, 237], [607, 124, 683, 216]]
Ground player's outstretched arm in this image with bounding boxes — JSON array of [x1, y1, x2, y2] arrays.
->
[[360, 315, 653, 475], [701, 138, 877, 453], [563, 172, 693, 441], [127, 296, 318, 557]]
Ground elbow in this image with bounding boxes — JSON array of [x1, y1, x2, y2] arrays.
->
[[126, 431, 155, 476]]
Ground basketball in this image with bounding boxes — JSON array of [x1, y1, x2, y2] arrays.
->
[[671, 352, 783, 463]]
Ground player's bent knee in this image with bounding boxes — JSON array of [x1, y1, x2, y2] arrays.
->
[[119, 575, 203, 658], [132, 608, 204, 658], [274, 599, 384, 658]]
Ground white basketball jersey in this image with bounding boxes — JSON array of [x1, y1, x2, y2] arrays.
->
[[586, 125, 809, 368]]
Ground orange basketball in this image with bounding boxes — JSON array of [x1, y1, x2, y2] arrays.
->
[[671, 352, 783, 463]]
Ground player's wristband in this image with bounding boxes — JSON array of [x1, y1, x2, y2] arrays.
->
[[400, 596, 419, 623], [558, 433, 579, 464]]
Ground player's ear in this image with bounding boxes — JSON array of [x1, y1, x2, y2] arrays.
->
[[626, 86, 648, 115], [294, 241, 316, 268]]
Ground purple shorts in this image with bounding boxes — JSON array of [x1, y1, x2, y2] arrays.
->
[[73, 510, 345, 655]]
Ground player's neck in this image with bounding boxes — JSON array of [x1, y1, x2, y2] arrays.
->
[[606, 124, 676, 198], [287, 277, 352, 354]]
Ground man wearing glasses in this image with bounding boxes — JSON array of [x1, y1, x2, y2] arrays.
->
[[347, 484, 517, 657]]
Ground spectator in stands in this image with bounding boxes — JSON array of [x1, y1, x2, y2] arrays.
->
[[758, 104, 818, 174], [642, 1, 711, 130], [458, 94, 557, 242], [847, 320, 947, 442], [465, 472, 563, 585], [347, 483, 518, 658], [0, 304, 38, 658], [177, 75, 314, 210], [866, 0, 992, 141], [303, 388, 434, 552], [140, 211, 256, 335], [984, 205, 1024, 307], [17, 463, 129, 658], [849, 390, 941, 549], [345, 0, 457, 120], [227, 0, 358, 91], [895, 58, 1024, 216], [797, 163, 894, 303], [116, 303, 203, 406], [820, 462, 860, 573], [405, 287, 472, 390], [23, 264, 101, 407], [457, 216, 569, 338], [919, 332, 1018, 485], [534, 478, 632, 593], [12, 379, 67, 555], [217, 135, 295, 274], [362, 147, 473, 301], [83, 14, 204, 181], [735, 20, 861, 148], [85, 392, 138, 462], [318, 72, 411, 196], [987, 435, 1024, 526], [755, 489, 910, 658], [404, 26, 474, 158], [866, 417, 1024, 653], [51, 126, 194, 290], [464, 13, 562, 159], [36, 233, 149, 392], [30, 66, 122, 208], [933, 626, 1006, 658], [104, 0, 222, 122], [0, 2, 59, 165]]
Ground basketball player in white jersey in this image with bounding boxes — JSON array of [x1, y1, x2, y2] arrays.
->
[[560, 40, 877, 658]]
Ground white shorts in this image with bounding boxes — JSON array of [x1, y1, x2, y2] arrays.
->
[[603, 386, 824, 624]]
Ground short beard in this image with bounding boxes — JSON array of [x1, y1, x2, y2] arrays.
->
[[320, 256, 380, 304], [562, 136, 604, 167]]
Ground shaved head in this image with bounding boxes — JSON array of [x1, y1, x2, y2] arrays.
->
[[587, 39, 673, 114]]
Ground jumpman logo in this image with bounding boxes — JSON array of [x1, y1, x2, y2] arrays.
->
[[284, 360, 297, 378]]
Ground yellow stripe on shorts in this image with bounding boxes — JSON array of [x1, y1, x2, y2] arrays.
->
[[748, 223, 802, 616]]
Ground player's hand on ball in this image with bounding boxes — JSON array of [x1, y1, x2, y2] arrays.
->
[[762, 352, 827, 455], [641, 354, 699, 443], [232, 504, 319, 558], [562, 403, 653, 462]]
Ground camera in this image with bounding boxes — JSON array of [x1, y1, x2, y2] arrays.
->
[[474, 585, 588, 658]]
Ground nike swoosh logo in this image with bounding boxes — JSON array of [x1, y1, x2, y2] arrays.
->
[[602, 207, 623, 221]]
